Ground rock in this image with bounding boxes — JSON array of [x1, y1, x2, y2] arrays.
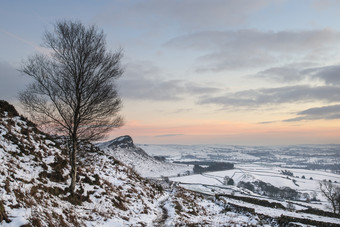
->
[[107, 135, 135, 149]]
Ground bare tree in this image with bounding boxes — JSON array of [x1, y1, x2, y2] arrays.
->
[[319, 180, 340, 214], [20, 20, 124, 195]]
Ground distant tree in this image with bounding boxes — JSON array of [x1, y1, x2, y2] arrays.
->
[[227, 178, 234, 186], [310, 191, 318, 201], [319, 181, 340, 214], [302, 192, 310, 202], [286, 201, 295, 211], [154, 156, 166, 162], [281, 170, 293, 177], [222, 176, 235, 186], [223, 176, 230, 185], [193, 165, 204, 174], [20, 20, 124, 195], [237, 181, 255, 192]]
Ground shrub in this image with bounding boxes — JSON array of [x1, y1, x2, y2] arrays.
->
[[0, 100, 19, 117], [227, 178, 234, 185], [281, 170, 293, 177], [0, 200, 10, 223]]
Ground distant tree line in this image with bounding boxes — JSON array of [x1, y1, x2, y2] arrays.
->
[[238, 181, 300, 200], [306, 164, 340, 173], [153, 156, 167, 162], [193, 162, 234, 174]]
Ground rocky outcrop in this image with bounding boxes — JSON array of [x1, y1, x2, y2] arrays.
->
[[105, 135, 150, 157]]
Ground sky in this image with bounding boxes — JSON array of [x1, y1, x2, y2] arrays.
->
[[1, 0, 340, 145]]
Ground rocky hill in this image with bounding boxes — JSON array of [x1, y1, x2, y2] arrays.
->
[[98, 136, 192, 178]]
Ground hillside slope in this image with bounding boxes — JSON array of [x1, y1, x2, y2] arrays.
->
[[98, 136, 192, 178], [0, 101, 165, 226]]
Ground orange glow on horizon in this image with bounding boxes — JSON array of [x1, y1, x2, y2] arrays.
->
[[107, 119, 340, 145]]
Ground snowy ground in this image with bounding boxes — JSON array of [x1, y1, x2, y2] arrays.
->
[[170, 164, 340, 209], [134, 144, 340, 225]]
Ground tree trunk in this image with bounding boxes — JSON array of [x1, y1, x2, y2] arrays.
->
[[70, 136, 78, 195]]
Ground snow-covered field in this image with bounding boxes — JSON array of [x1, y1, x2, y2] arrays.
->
[[171, 164, 340, 199], [165, 164, 340, 225], [140, 143, 340, 224], [139, 143, 340, 167]]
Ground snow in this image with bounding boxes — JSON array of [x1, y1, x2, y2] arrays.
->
[[161, 187, 263, 226], [2, 208, 30, 227], [222, 196, 340, 224], [172, 174, 222, 185], [169, 163, 340, 215]]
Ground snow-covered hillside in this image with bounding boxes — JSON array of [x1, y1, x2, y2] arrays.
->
[[0, 101, 168, 226], [1, 100, 275, 226], [98, 136, 192, 178]]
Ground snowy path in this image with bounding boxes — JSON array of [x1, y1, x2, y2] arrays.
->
[[152, 196, 169, 226]]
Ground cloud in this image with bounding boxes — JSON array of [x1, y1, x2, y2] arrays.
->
[[172, 108, 192, 114], [199, 85, 340, 108], [165, 29, 340, 71], [95, 0, 271, 31], [254, 63, 313, 83], [257, 121, 278, 124], [0, 61, 32, 101], [118, 62, 220, 101], [253, 63, 340, 85], [284, 105, 340, 122], [155, 134, 184, 137], [302, 65, 340, 85]]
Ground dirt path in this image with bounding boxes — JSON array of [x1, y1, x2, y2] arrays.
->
[[153, 196, 169, 227]]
